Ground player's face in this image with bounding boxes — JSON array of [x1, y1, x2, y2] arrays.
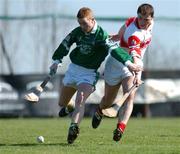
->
[[137, 13, 153, 29], [78, 17, 95, 33]]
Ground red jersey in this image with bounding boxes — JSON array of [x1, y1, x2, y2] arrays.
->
[[120, 17, 154, 59]]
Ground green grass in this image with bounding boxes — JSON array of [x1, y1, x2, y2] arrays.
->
[[0, 118, 179, 154]]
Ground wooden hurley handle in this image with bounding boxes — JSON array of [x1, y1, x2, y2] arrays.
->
[[40, 75, 52, 89]]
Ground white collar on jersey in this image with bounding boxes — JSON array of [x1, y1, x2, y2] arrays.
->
[[90, 20, 97, 34]]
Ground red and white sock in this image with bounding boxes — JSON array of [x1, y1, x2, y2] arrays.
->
[[117, 122, 126, 133]]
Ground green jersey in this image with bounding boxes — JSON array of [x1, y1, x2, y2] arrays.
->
[[52, 22, 132, 70]]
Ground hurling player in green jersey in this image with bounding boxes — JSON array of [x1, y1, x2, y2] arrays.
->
[[49, 7, 142, 144]]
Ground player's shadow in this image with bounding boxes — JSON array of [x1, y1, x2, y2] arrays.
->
[[0, 142, 75, 147]]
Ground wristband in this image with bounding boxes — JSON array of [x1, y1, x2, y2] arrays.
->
[[52, 59, 62, 67]]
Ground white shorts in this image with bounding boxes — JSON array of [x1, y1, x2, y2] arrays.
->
[[63, 63, 99, 89], [104, 55, 133, 86]]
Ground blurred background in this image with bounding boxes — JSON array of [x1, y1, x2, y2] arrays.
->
[[0, 0, 180, 117]]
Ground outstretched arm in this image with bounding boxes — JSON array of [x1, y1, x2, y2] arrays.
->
[[110, 24, 126, 41]]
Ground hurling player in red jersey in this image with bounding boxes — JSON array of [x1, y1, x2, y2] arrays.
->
[[92, 3, 154, 142]]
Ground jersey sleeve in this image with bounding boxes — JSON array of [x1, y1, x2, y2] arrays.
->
[[52, 28, 77, 61], [110, 47, 133, 64], [125, 17, 136, 27]]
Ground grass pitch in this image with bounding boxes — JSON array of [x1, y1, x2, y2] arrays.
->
[[0, 117, 179, 154]]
